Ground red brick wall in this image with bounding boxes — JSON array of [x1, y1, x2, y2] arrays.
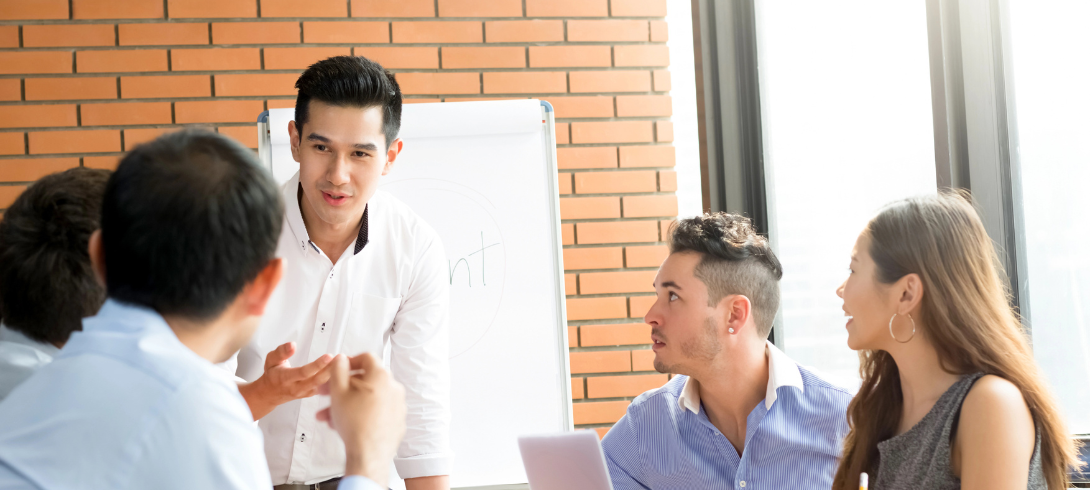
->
[[0, 0, 677, 436]]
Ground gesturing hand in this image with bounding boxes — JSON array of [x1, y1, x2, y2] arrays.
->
[[238, 342, 335, 420], [316, 353, 407, 489]]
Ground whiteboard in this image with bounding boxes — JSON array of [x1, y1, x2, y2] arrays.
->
[[258, 100, 573, 489]]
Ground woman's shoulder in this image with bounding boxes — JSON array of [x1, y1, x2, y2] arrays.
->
[[957, 374, 1035, 450], [962, 374, 1030, 417]]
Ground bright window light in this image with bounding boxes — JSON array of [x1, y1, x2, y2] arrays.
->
[[1009, 0, 1090, 434], [755, 0, 937, 388]]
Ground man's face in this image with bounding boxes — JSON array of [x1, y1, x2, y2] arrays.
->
[[646, 252, 723, 375], [289, 100, 401, 228]]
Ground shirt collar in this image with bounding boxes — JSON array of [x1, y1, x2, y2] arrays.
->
[[82, 298, 172, 336], [283, 172, 370, 257], [0, 323, 61, 358], [677, 340, 805, 414]]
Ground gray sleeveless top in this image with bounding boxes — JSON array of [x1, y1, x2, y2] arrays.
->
[[874, 373, 1045, 490]]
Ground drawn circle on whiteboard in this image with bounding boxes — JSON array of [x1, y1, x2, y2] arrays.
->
[[379, 178, 506, 359]]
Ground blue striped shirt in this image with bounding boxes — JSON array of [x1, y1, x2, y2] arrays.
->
[[601, 342, 852, 490]]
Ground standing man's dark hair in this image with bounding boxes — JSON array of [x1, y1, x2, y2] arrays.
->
[[0, 167, 110, 345], [101, 130, 283, 320], [669, 213, 783, 337], [294, 55, 403, 148]]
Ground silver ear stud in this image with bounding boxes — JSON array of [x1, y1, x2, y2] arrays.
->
[[728, 328, 735, 334]]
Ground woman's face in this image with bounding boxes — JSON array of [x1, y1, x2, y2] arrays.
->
[[837, 233, 897, 351]]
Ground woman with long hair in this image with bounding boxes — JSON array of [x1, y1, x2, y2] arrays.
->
[[831, 192, 1080, 490]]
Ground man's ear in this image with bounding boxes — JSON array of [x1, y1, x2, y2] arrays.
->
[[718, 294, 753, 336], [88, 229, 106, 288], [288, 120, 302, 163], [243, 258, 284, 316], [382, 138, 403, 176]]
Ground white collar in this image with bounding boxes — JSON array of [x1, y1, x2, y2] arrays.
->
[[283, 172, 310, 246], [0, 323, 62, 358], [678, 340, 805, 414]]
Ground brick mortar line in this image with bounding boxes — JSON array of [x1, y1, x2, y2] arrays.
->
[[566, 267, 661, 273], [0, 17, 667, 26], [0, 124, 675, 133], [567, 294, 656, 301], [573, 372, 662, 379], [562, 243, 668, 250], [570, 318, 660, 327], [566, 291, 656, 298], [563, 240, 666, 247], [562, 168, 678, 174], [0, 41, 670, 51], [571, 397, 638, 404], [0, 123, 274, 132], [562, 216, 679, 223], [561, 215, 671, 221], [570, 341, 653, 347]]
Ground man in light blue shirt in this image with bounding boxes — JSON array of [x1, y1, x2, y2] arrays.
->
[[0, 167, 110, 402], [0, 130, 405, 490], [602, 213, 852, 490]]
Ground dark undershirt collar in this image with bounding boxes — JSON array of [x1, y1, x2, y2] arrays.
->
[[353, 205, 369, 255]]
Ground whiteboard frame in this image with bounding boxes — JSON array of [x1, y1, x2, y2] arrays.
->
[[257, 100, 573, 489]]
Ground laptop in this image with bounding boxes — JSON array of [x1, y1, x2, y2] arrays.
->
[[518, 430, 616, 490]]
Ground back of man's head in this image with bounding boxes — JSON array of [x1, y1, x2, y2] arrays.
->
[[102, 130, 283, 321], [294, 55, 402, 148], [669, 213, 783, 338], [0, 167, 110, 345]]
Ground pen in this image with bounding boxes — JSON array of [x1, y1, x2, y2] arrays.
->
[[859, 472, 869, 490]]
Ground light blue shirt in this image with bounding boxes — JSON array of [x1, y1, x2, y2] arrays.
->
[[601, 342, 852, 490], [0, 324, 60, 403], [0, 300, 381, 490]]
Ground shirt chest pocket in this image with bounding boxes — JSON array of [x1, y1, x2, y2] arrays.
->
[[341, 293, 402, 357]]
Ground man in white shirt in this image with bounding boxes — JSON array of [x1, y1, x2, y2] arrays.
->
[[0, 130, 407, 490], [231, 56, 451, 489], [0, 167, 110, 401]]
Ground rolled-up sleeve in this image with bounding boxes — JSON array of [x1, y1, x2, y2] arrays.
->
[[389, 229, 452, 478]]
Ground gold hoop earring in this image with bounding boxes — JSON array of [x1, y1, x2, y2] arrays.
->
[[889, 313, 916, 343]]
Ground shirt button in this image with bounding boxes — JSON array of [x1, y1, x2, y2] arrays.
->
[[739, 482, 746, 488], [300, 433, 306, 442]]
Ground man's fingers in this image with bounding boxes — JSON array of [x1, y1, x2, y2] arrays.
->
[[316, 407, 334, 429], [264, 342, 296, 370], [285, 353, 334, 382], [328, 354, 350, 398], [347, 352, 378, 373]]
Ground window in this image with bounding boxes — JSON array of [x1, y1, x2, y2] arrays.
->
[[1008, 0, 1090, 434], [754, 1, 937, 388]]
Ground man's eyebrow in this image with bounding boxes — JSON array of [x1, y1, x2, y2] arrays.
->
[[305, 133, 378, 152], [660, 281, 681, 289]]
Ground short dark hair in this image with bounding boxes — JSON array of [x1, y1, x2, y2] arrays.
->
[[669, 213, 783, 338], [294, 55, 403, 148], [101, 130, 283, 321], [0, 167, 110, 345]]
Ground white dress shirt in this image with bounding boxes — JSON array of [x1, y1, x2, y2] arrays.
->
[[0, 300, 271, 490], [228, 173, 452, 485], [0, 324, 60, 402]]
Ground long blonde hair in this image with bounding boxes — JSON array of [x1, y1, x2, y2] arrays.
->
[[832, 192, 1081, 490]]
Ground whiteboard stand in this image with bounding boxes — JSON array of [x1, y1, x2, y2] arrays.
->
[[257, 110, 270, 173], [540, 100, 575, 435], [257, 100, 573, 490]]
